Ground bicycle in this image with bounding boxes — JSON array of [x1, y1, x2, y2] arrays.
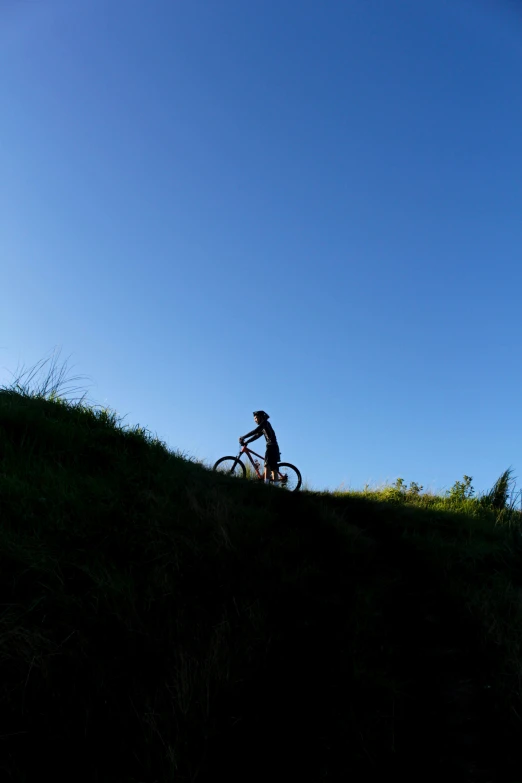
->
[[213, 443, 302, 491]]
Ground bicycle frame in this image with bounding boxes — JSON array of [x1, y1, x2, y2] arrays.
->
[[238, 444, 280, 481]]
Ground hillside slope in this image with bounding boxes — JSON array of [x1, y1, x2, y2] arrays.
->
[[1, 391, 522, 782]]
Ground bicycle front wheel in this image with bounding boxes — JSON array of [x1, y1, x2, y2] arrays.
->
[[276, 463, 302, 491], [213, 456, 246, 479]]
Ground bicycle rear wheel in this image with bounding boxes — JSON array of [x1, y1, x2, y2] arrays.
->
[[213, 456, 246, 479], [276, 463, 302, 491]]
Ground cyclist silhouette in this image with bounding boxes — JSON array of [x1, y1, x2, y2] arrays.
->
[[239, 411, 281, 485]]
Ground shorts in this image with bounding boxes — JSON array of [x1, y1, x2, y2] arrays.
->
[[265, 444, 281, 470]]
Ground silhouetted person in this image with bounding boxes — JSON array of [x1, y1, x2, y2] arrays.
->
[[239, 411, 280, 485]]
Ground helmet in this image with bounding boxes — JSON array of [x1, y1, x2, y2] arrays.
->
[[253, 410, 269, 420]]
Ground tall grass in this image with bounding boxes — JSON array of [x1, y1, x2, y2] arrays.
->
[[5, 347, 90, 401], [481, 467, 518, 511]]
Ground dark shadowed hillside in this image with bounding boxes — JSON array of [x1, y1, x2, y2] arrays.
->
[[1, 390, 522, 782]]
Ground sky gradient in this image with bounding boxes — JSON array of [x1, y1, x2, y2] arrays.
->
[[2, 0, 522, 493]]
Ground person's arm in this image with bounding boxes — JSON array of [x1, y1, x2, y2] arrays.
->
[[239, 425, 262, 444]]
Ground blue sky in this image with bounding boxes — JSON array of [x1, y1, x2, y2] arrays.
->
[[2, 0, 522, 493]]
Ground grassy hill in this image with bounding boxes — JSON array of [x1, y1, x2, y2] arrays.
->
[[2, 388, 522, 782]]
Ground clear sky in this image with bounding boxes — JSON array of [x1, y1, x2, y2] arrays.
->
[[2, 0, 522, 493]]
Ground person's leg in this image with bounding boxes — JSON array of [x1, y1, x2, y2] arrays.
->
[[264, 448, 270, 483], [267, 446, 280, 485], [265, 446, 276, 483]]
